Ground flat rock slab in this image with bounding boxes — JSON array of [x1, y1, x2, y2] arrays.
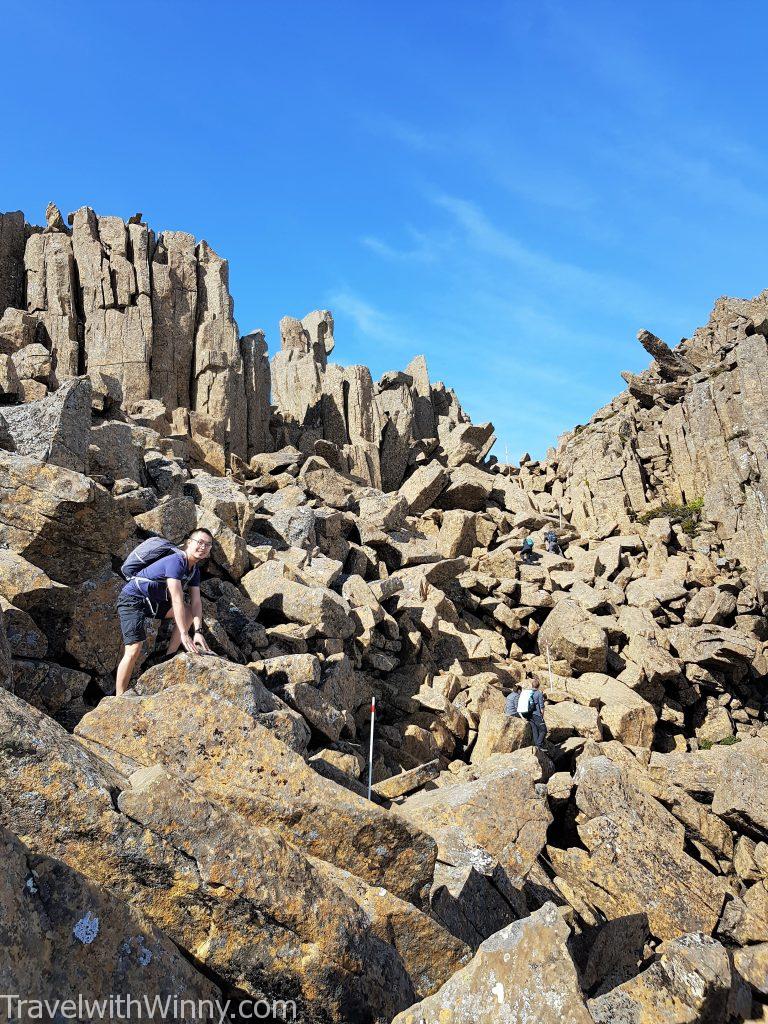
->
[[373, 759, 441, 800], [74, 676, 437, 904]]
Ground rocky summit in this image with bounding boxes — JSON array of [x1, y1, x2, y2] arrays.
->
[[0, 203, 767, 1023]]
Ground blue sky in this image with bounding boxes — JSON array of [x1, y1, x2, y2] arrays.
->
[[2, 1, 767, 459]]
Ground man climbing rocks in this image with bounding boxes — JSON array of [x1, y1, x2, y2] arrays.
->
[[507, 677, 548, 750], [545, 530, 563, 556], [524, 677, 548, 749], [115, 528, 214, 695], [520, 537, 536, 564], [504, 685, 520, 716]]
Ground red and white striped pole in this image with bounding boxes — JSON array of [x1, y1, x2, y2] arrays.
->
[[367, 695, 376, 801]]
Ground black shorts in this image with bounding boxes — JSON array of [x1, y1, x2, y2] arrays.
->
[[117, 593, 170, 646]]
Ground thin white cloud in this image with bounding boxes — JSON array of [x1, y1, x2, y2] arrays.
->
[[602, 134, 768, 219], [365, 115, 446, 154], [328, 287, 416, 356], [361, 227, 441, 264], [432, 193, 652, 318]]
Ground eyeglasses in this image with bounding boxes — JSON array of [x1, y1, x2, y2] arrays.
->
[[191, 538, 213, 549]]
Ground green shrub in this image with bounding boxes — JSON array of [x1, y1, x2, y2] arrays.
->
[[699, 735, 741, 751], [637, 498, 704, 537]]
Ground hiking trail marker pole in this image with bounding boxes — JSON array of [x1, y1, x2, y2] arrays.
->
[[546, 645, 554, 689], [367, 695, 376, 802]]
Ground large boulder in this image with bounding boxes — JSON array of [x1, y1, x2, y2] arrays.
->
[[392, 902, 593, 1024], [0, 824, 218, 1010], [562, 673, 657, 748], [273, 680, 347, 743], [10, 658, 90, 728], [311, 854, 472, 1001], [194, 507, 249, 580], [2, 377, 92, 472], [73, 678, 437, 903], [0, 597, 47, 658], [668, 623, 757, 668], [134, 496, 197, 544], [548, 757, 729, 940], [185, 470, 256, 536], [64, 571, 125, 680], [398, 463, 448, 514], [649, 738, 768, 838], [399, 750, 552, 913], [436, 464, 493, 512], [0, 691, 414, 1022], [0, 452, 134, 585], [134, 654, 310, 752], [537, 599, 608, 674], [242, 561, 355, 639], [470, 710, 529, 764], [545, 700, 602, 742], [89, 420, 149, 484], [588, 932, 735, 1024], [118, 766, 413, 1020], [0, 549, 67, 611]]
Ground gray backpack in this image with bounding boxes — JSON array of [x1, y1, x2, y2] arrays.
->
[[121, 537, 182, 581]]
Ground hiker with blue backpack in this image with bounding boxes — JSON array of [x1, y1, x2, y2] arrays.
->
[[519, 537, 536, 564], [544, 530, 563, 556], [505, 677, 548, 749], [115, 528, 215, 695]]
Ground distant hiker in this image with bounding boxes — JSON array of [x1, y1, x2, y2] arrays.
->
[[520, 537, 535, 564], [545, 530, 563, 556], [115, 528, 214, 696], [515, 678, 548, 750], [504, 686, 520, 716]]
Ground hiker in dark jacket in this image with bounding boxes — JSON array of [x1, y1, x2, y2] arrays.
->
[[520, 537, 536, 564], [115, 528, 214, 695], [510, 677, 548, 749], [545, 530, 563, 556], [527, 678, 548, 749]]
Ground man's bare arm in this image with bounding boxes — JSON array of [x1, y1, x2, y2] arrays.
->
[[167, 579, 197, 654], [189, 586, 212, 652]]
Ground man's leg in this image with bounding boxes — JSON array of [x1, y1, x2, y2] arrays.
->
[[165, 604, 194, 655], [116, 642, 144, 695], [531, 713, 548, 749]]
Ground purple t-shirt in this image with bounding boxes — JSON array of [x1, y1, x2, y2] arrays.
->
[[121, 552, 200, 609]]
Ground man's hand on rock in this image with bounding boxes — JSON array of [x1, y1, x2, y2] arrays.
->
[[181, 632, 199, 655], [193, 632, 213, 655]]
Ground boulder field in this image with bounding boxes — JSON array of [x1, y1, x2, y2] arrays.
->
[[1, 203, 767, 1022]]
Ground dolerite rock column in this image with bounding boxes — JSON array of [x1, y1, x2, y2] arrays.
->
[[191, 240, 247, 459], [70, 207, 153, 404], [150, 230, 198, 411], [24, 224, 80, 381], [0, 211, 25, 317], [241, 328, 272, 458]]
